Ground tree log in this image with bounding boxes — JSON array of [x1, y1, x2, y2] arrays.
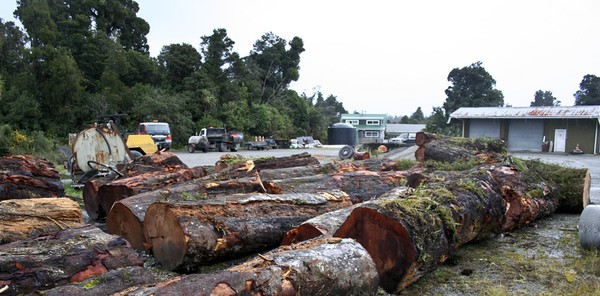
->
[[115, 238, 379, 296], [0, 155, 64, 200], [252, 151, 320, 170], [143, 191, 352, 271], [106, 175, 266, 250], [40, 266, 162, 296], [333, 164, 562, 294], [0, 197, 83, 244], [282, 187, 413, 245], [0, 225, 143, 295], [83, 167, 207, 220], [264, 169, 425, 203], [414, 131, 506, 163]]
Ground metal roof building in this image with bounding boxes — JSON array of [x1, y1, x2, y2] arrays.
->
[[449, 106, 600, 154]]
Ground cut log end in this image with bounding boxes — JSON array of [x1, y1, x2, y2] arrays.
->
[[334, 206, 417, 293], [144, 204, 189, 270], [106, 203, 146, 250]]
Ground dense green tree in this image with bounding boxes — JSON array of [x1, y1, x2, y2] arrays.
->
[[409, 107, 425, 123], [0, 19, 28, 87], [574, 74, 600, 105], [400, 115, 410, 124], [442, 61, 504, 117], [247, 32, 304, 104], [158, 43, 201, 88], [313, 92, 347, 125], [530, 90, 560, 106], [425, 106, 460, 136], [15, 0, 57, 47]]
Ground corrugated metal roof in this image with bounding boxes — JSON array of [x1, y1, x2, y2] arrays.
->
[[386, 124, 426, 133], [449, 106, 600, 120]]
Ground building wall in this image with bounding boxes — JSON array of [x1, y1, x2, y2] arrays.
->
[[465, 118, 598, 154], [543, 119, 597, 154]]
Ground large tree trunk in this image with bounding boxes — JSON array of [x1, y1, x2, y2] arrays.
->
[[0, 197, 83, 244], [264, 169, 426, 203], [0, 155, 64, 200], [0, 225, 143, 295], [83, 167, 207, 220], [143, 192, 352, 271], [114, 238, 379, 296], [40, 266, 162, 296], [282, 187, 413, 245], [414, 131, 506, 163], [106, 175, 266, 250], [333, 164, 562, 294]]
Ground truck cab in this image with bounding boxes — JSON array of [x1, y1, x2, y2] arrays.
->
[[136, 121, 172, 150]]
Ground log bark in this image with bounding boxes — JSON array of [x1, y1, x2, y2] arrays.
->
[[414, 131, 506, 163], [264, 169, 426, 204], [83, 167, 207, 220], [282, 187, 413, 245], [40, 266, 161, 296], [252, 151, 320, 170], [0, 225, 143, 295], [0, 155, 64, 200], [143, 192, 352, 271], [116, 238, 379, 296], [333, 164, 562, 294], [0, 197, 83, 244], [106, 175, 266, 250]]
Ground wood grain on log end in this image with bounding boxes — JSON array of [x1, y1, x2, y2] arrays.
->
[[106, 202, 146, 250]]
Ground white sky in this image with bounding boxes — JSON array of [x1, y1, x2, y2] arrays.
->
[[2, 0, 600, 117]]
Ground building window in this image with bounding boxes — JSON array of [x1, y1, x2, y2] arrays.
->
[[345, 119, 359, 125], [366, 120, 380, 125], [365, 131, 379, 137]]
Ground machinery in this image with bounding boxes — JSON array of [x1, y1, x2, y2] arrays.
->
[[187, 127, 243, 153], [68, 116, 157, 187]]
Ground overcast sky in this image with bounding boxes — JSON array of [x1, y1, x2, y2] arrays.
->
[[2, 0, 600, 117]]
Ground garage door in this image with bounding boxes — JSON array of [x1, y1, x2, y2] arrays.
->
[[469, 119, 500, 138], [507, 120, 544, 151]]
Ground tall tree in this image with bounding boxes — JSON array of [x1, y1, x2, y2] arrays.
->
[[530, 90, 560, 106], [574, 74, 600, 105], [409, 107, 425, 123], [247, 32, 304, 104], [158, 43, 201, 89], [442, 61, 504, 117]]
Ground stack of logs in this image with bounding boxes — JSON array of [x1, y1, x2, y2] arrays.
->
[[0, 133, 591, 295]]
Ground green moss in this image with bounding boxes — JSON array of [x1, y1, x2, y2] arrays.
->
[[395, 159, 416, 171], [82, 276, 106, 289], [181, 191, 207, 201]]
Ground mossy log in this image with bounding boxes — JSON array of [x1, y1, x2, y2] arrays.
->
[[143, 191, 352, 271], [414, 131, 506, 163], [282, 187, 413, 245], [264, 169, 425, 204], [106, 175, 266, 250], [40, 266, 161, 296], [122, 151, 189, 175], [0, 197, 83, 244], [83, 167, 207, 221], [252, 151, 320, 170], [115, 238, 379, 296], [333, 164, 560, 294], [0, 225, 143, 295], [0, 155, 64, 201]]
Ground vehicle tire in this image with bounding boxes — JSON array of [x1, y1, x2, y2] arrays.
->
[[130, 150, 143, 159], [187, 144, 195, 153], [202, 146, 208, 153], [338, 145, 355, 160]]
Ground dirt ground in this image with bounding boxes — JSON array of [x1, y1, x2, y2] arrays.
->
[[385, 152, 600, 296]]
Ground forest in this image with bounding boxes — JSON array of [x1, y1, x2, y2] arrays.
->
[[2, 0, 600, 155]]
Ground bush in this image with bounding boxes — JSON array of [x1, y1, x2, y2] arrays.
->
[[0, 124, 64, 163]]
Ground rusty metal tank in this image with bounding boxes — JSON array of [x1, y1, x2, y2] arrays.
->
[[72, 125, 129, 173]]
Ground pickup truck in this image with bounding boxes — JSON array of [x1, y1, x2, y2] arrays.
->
[[187, 127, 243, 152]]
